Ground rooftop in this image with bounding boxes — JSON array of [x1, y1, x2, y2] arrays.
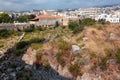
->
[[31, 15, 62, 21]]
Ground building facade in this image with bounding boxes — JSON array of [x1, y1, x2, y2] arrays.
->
[[95, 14, 120, 23], [31, 15, 62, 27]]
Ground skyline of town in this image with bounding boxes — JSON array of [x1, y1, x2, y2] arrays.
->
[[0, 0, 120, 11]]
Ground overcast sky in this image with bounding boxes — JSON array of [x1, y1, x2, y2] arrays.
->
[[0, 0, 120, 11]]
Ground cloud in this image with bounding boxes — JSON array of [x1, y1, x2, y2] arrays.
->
[[0, 0, 120, 11]]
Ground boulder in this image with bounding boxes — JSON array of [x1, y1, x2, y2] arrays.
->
[[72, 45, 81, 54]]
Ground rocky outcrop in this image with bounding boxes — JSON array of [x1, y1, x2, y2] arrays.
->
[[0, 47, 71, 80], [22, 48, 36, 65]]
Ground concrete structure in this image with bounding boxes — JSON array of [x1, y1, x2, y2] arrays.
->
[[0, 23, 30, 30]]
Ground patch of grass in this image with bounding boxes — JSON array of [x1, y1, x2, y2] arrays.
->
[[68, 61, 82, 77], [104, 49, 115, 59], [76, 36, 82, 42], [31, 43, 43, 50], [35, 51, 42, 65], [42, 59, 50, 68], [55, 39, 71, 66], [36, 51, 42, 59], [90, 52, 97, 59], [29, 38, 45, 44], [56, 39, 71, 50], [99, 57, 107, 70], [0, 43, 4, 48], [56, 52, 66, 66]]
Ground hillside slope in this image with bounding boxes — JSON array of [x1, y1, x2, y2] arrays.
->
[[0, 24, 120, 80]]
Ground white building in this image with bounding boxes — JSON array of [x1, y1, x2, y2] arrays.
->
[[78, 8, 102, 19], [114, 11, 120, 18], [57, 11, 78, 19], [95, 14, 120, 23]]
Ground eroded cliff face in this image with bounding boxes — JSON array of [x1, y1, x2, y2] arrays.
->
[[0, 24, 120, 80]]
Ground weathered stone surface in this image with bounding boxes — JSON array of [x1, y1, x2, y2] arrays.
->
[[72, 45, 81, 54], [22, 48, 36, 65]]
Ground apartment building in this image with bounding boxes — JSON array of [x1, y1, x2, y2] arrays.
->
[[78, 8, 102, 19], [95, 13, 120, 23]]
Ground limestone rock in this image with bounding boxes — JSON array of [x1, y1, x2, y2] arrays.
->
[[72, 45, 81, 54], [22, 48, 36, 65]]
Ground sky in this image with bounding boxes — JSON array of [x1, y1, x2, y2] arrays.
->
[[0, 0, 120, 11]]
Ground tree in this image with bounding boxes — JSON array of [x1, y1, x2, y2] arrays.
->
[[17, 16, 28, 23], [68, 21, 79, 31], [0, 12, 13, 23], [55, 21, 60, 28], [28, 14, 36, 19]]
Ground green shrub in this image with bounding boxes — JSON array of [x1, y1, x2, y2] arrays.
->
[[104, 49, 115, 59], [76, 36, 82, 42], [0, 29, 10, 38], [61, 26, 66, 29], [68, 20, 85, 34], [24, 25, 35, 32], [116, 49, 120, 63], [15, 49, 24, 56], [82, 18, 96, 26], [36, 26, 46, 31], [17, 15, 28, 23], [68, 21, 79, 31], [16, 41, 29, 49], [43, 60, 50, 68], [72, 25, 84, 34], [31, 43, 43, 50], [98, 19, 106, 24], [29, 38, 45, 44], [97, 19, 110, 25], [0, 43, 3, 48], [0, 29, 20, 38], [55, 39, 71, 66], [36, 51, 42, 59], [35, 51, 42, 65], [57, 39, 71, 50], [54, 21, 60, 28], [90, 52, 97, 59]]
